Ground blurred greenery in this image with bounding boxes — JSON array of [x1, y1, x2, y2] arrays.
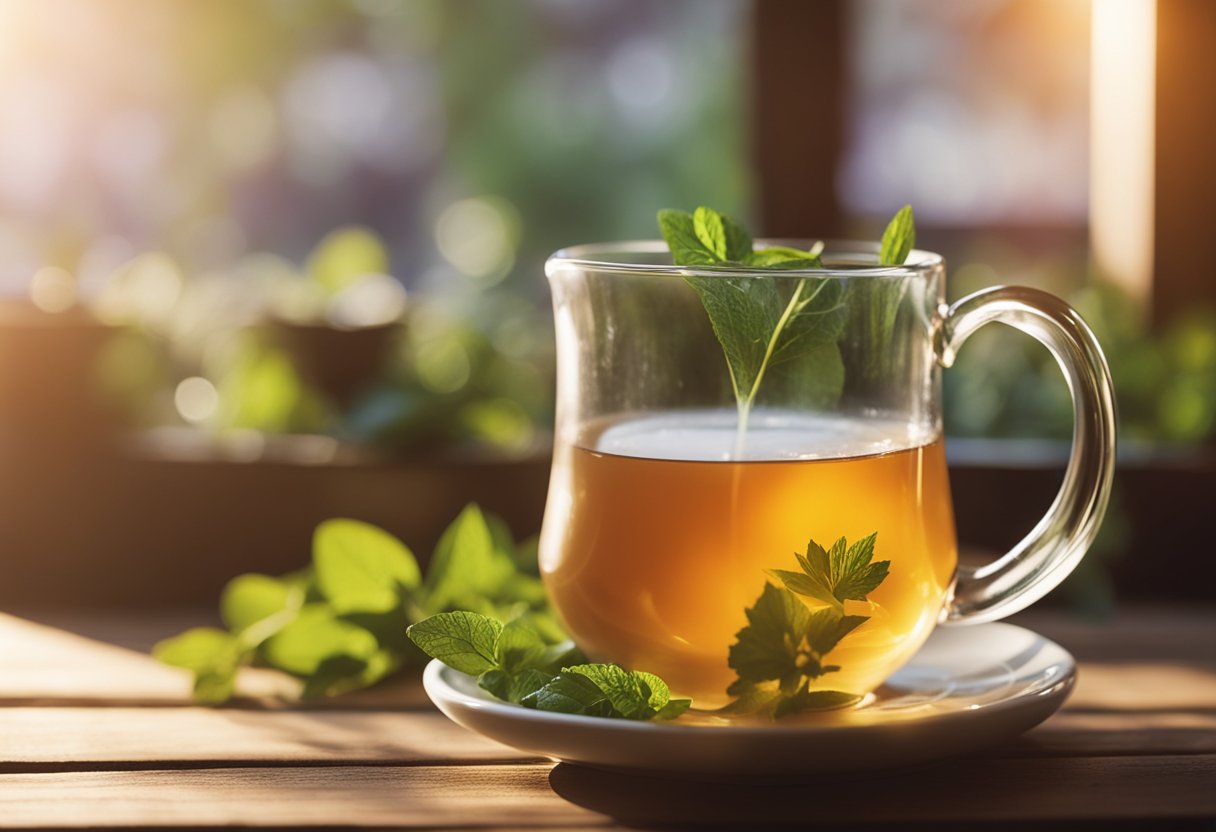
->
[[945, 280, 1216, 446], [32, 0, 750, 456]]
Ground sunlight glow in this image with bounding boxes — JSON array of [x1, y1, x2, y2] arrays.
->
[[1090, 0, 1157, 304]]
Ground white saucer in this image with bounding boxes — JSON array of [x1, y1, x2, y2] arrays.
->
[[422, 622, 1074, 777]]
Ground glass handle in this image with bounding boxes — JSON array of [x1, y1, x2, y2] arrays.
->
[[938, 286, 1117, 624]]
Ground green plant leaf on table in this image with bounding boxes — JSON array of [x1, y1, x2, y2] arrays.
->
[[422, 504, 521, 614], [313, 518, 421, 614], [152, 627, 243, 705], [154, 503, 558, 705], [261, 604, 380, 677]]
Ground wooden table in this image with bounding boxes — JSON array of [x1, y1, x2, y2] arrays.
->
[[0, 606, 1213, 829]]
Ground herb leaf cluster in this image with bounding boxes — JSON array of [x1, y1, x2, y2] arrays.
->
[[153, 505, 558, 703], [657, 205, 916, 440], [724, 533, 891, 718], [407, 612, 690, 721]]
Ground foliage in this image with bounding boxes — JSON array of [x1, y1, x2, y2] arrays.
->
[[407, 612, 689, 720], [154, 504, 555, 703], [724, 533, 890, 719]]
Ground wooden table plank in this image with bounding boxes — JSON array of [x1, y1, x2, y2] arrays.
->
[[0, 709, 536, 767], [1, 704, 1213, 770], [0, 612, 429, 709], [0, 756, 1212, 828]]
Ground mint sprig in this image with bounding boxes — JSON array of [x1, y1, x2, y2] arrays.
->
[[154, 504, 556, 703], [658, 207, 847, 447], [724, 533, 890, 718], [657, 205, 916, 451], [408, 611, 690, 721]]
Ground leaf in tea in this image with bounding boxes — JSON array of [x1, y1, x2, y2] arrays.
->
[[726, 532, 890, 719]]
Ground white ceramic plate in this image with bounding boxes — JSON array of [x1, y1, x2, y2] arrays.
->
[[422, 622, 1074, 778]]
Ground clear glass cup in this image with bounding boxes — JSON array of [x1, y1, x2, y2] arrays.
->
[[540, 241, 1116, 708]]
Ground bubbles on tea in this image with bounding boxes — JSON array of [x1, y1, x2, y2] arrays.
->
[[590, 408, 935, 462]]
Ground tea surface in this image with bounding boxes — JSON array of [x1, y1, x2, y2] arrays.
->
[[540, 411, 958, 707]]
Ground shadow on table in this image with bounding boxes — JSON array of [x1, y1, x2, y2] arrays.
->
[[547, 762, 1214, 831]]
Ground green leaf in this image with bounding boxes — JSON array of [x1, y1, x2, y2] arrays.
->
[[153, 628, 243, 706], [682, 274, 781, 403], [830, 533, 890, 601], [879, 204, 915, 266], [768, 568, 839, 612], [522, 671, 612, 715], [743, 243, 823, 269], [769, 279, 849, 363], [772, 689, 862, 718], [406, 611, 503, 676], [727, 583, 811, 684], [154, 627, 240, 672], [300, 650, 398, 699], [780, 534, 890, 607], [693, 206, 729, 260], [720, 212, 753, 261], [693, 206, 752, 262], [632, 670, 673, 712], [565, 664, 656, 720], [261, 605, 378, 676], [479, 667, 554, 704], [221, 574, 300, 641], [803, 608, 869, 656], [494, 619, 547, 674], [423, 504, 518, 613], [659, 207, 851, 421], [192, 669, 238, 704], [313, 519, 420, 615], [657, 209, 719, 265]]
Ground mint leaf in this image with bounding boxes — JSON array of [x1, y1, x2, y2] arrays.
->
[[423, 504, 518, 613], [262, 605, 379, 676], [728, 583, 811, 684], [768, 568, 839, 612], [804, 607, 868, 657], [301, 650, 397, 699], [566, 664, 656, 720], [777, 534, 890, 607], [153, 627, 242, 704], [313, 519, 420, 615], [406, 611, 502, 676], [520, 664, 685, 721], [522, 670, 613, 716], [743, 242, 823, 269], [494, 618, 547, 674], [221, 574, 296, 635], [693, 206, 729, 259], [879, 204, 915, 266], [657, 209, 718, 265], [830, 533, 890, 601]]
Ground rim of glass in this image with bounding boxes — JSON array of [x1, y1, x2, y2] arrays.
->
[[547, 239, 943, 278]]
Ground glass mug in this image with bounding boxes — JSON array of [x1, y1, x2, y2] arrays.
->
[[540, 241, 1115, 708]]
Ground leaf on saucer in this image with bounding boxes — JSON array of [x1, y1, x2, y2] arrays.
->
[[522, 671, 613, 716], [406, 611, 502, 676]]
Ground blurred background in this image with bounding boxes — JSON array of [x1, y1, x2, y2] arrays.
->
[[0, 0, 1211, 610]]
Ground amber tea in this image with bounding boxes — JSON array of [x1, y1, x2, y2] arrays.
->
[[540, 410, 958, 707]]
